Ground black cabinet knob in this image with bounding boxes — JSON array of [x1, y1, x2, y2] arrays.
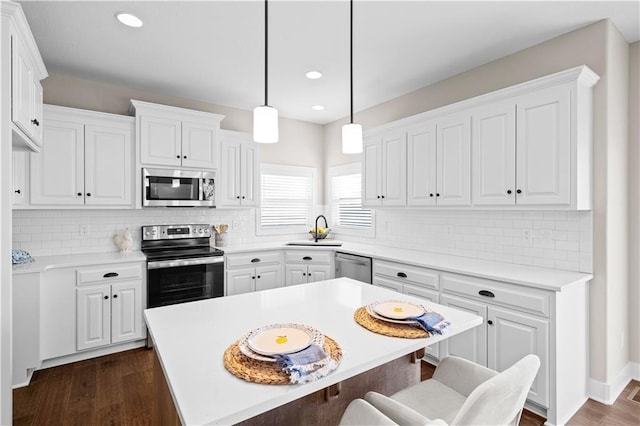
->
[[77, 192, 82, 196], [507, 190, 512, 195], [377, 195, 381, 199], [14, 189, 21, 194], [183, 156, 187, 159], [429, 193, 434, 197], [241, 196, 245, 199], [103, 295, 109, 300], [308, 273, 311, 276], [113, 294, 118, 298], [31, 118, 40, 126], [257, 275, 261, 279], [516, 189, 522, 194], [236, 196, 240, 199], [86, 193, 91, 197], [303, 273, 306, 276], [252, 276, 256, 280], [176, 155, 180, 158], [436, 193, 440, 197], [487, 320, 494, 325], [381, 195, 385, 199]]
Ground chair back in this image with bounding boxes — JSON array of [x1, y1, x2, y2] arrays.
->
[[451, 354, 541, 426]]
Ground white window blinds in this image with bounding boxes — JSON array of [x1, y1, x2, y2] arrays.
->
[[331, 171, 372, 228], [260, 165, 314, 229]]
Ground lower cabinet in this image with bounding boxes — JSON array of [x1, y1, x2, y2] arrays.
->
[[225, 251, 284, 295], [284, 250, 334, 286], [12, 272, 40, 387]]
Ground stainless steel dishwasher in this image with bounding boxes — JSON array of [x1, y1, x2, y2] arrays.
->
[[335, 252, 372, 284]]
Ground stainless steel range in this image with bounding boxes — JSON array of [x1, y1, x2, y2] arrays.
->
[[141, 224, 224, 308]]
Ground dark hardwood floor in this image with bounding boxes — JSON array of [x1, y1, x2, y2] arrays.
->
[[13, 348, 640, 425]]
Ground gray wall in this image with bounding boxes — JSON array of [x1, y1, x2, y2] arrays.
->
[[629, 41, 640, 365]]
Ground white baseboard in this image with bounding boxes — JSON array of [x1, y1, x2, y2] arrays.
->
[[38, 340, 147, 370], [588, 361, 640, 404]]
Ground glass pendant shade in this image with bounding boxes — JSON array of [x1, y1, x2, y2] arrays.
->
[[253, 105, 279, 143], [342, 122, 363, 154]]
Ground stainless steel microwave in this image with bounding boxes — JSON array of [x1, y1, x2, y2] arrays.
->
[[143, 168, 215, 207]]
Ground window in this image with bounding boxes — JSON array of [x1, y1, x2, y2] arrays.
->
[[328, 163, 374, 236], [258, 164, 315, 234]]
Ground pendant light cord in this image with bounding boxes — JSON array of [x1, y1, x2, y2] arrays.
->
[[349, 0, 354, 124], [264, 0, 269, 107]]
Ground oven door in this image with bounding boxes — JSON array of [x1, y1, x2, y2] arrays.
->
[[147, 256, 224, 308]]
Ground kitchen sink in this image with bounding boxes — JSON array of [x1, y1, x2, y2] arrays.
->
[[286, 241, 343, 247]]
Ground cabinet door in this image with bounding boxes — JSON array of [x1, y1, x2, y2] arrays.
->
[[255, 265, 283, 291], [439, 293, 487, 366], [516, 87, 571, 206], [381, 130, 407, 206], [76, 285, 111, 351], [31, 79, 44, 145], [240, 143, 258, 206], [84, 123, 133, 206], [372, 276, 403, 293], [362, 136, 381, 206], [307, 264, 332, 283], [407, 123, 437, 206], [40, 268, 77, 360], [30, 119, 85, 205], [181, 121, 218, 169], [403, 283, 440, 359], [226, 268, 255, 295], [218, 139, 242, 207], [139, 115, 182, 167], [436, 114, 471, 206], [11, 34, 35, 139], [12, 273, 40, 386], [111, 281, 143, 344], [285, 265, 308, 286], [488, 306, 549, 407], [472, 103, 516, 205], [12, 151, 29, 206]]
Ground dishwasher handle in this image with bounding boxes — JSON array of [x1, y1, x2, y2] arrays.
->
[[336, 257, 370, 267]]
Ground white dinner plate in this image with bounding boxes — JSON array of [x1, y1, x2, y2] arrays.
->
[[372, 301, 426, 320], [366, 304, 420, 325], [245, 323, 322, 357]]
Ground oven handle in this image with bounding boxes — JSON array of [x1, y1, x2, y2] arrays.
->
[[147, 256, 224, 270]]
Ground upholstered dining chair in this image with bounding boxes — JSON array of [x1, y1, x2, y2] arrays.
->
[[340, 354, 541, 426]]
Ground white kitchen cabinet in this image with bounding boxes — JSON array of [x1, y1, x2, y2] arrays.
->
[[438, 293, 488, 365], [406, 112, 471, 207], [3, 2, 48, 151], [76, 280, 143, 351], [12, 150, 29, 206], [284, 250, 334, 286], [12, 272, 40, 387], [362, 129, 406, 207], [217, 130, 258, 207], [225, 251, 283, 295], [40, 267, 77, 360], [30, 105, 134, 207], [131, 100, 224, 170]]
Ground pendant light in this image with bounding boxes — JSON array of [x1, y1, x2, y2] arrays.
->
[[254, 0, 279, 143], [342, 0, 362, 154]]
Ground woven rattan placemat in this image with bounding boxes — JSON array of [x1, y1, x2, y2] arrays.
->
[[223, 336, 343, 385], [354, 306, 430, 339]]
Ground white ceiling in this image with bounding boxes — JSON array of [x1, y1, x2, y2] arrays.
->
[[19, 1, 640, 124]]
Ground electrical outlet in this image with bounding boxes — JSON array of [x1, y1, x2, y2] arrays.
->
[[445, 225, 453, 236], [79, 224, 89, 237], [232, 220, 240, 230], [522, 229, 532, 245]]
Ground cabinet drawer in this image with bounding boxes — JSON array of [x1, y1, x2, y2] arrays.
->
[[373, 260, 439, 290], [440, 273, 550, 317], [285, 251, 332, 265], [226, 251, 282, 268], [77, 264, 142, 285], [372, 276, 403, 293]]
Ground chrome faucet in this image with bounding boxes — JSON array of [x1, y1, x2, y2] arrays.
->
[[314, 215, 328, 242]]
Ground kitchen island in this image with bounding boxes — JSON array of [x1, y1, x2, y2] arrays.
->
[[145, 277, 482, 425]]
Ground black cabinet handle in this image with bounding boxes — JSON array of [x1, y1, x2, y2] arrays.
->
[[103, 272, 119, 278], [103, 295, 109, 300], [86, 193, 92, 197], [15, 189, 21, 194], [113, 294, 118, 298], [303, 256, 312, 261], [250, 258, 260, 263], [397, 272, 407, 278], [516, 189, 522, 194], [487, 320, 493, 325], [479, 290, 495, 298], [507, 190, 512, 195], [31, 118, 39, 126]]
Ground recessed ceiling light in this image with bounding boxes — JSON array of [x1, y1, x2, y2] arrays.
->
[[115, 12, 143, 28], [312, 105, 324, 111], [305, 71, 323, 80]]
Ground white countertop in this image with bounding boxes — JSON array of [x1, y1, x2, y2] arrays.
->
[[219, 241, 592, 291], [12, 251, 147, 274], [144, 278, 482, 425]]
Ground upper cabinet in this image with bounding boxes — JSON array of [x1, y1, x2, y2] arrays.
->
[[2, 1, 48, 151], [30, 105, 134, 208], [130, 100, 225, 170], [217, 130, 258, 208], [362, 128, 407, 207], [364, 65, 599, 210]]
